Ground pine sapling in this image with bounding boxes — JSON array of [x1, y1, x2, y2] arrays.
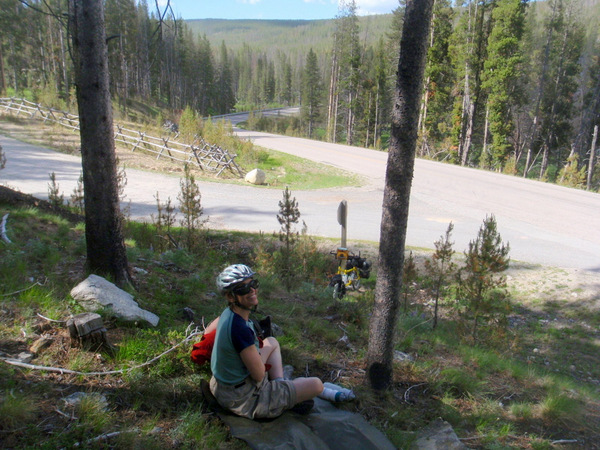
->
[[70, 172, 85, 214], [178, 164, 206, 251], [456, 215, 510, 342], [402, 251, 418, 314], [425, 222, 456, 328], [151, 191, 177, 252], [48, 172, 64, 208], [116, 158, 131, 220], [277, 187, 300, 291]]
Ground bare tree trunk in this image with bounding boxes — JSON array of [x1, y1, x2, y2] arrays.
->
[[347, 89, 354, 145], [69, 0, 132, 288], [461, 99, 475, 166], [365, 91, 371, 148], [327, 52, 339, 143], [588, 125, 598, 190], [374, 87, 380, 147], [366, 0, 434, 391], [540, 142, 549, 179], [0, 44, 5, 93], [59, 25, 69, 96], [482, 103, 490, 168]]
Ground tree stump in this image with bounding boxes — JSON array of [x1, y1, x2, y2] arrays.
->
[[67, 312, 114, 353]]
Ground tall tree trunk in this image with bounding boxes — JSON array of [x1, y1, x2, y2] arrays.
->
[[327, 52, 339, 143], [482, 103, 490, 168], [0, 43, 5, 93], [374, 87, 380, 147], [588, 125, 598, 190], [366, 0, 434, 391], [69, 0, 132, 288], [59, 25, 69, 97], [461, 98, 475, 166]]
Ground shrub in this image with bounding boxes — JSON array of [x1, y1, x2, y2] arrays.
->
[[47, 172, 64, 208], [455, 215, 510, 342], [277, 187, 300, 291], [425, 222, 456, 328], [178, 164, 207, 251]]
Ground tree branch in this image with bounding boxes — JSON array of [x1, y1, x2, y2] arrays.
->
[[1, 214, 12, 244], [1, 327, 203, 376]]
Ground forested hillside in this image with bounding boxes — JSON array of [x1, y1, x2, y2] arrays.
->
[[0, 0, 598, 189]]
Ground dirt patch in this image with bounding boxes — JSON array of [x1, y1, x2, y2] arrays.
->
[[505, 263, 600, 312]]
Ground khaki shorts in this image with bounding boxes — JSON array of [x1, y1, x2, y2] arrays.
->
[[210, 374, 296, 419]]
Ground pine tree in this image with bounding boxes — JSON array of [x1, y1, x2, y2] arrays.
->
[[327, 0, 361, 144], [177, 163, 206, 251], [277, 187, 301, 291], [424, 222, 456, 329], [301, 48, 322, 139], [456, 215, 510, 342], [216, 41, 235, 114], [420, 0, 455, 155], [179, 106, 199, 143], [482, 0, 527, 170], [449, 0, 493, 166], [367, 0, 434, 391], [70, 172, 85, 214], [47, 172, 64, 208]]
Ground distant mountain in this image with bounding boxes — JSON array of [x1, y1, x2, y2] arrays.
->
[[186, 15, 394, 59]]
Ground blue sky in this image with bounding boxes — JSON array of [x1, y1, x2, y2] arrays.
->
[[160, 0, 399, 21]]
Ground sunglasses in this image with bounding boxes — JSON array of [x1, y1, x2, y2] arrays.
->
[[231, 279, 259, 296]]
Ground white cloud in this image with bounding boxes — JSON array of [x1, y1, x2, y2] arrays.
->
[[238, 0, 262, 4]]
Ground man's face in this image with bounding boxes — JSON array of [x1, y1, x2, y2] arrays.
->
[[232, 279, 259, 309]]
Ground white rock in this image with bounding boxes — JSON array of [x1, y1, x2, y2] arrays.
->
[[244, 168, 266, 185], [70, 275, 159, 327]]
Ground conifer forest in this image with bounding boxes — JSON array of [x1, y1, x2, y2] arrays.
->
[[1, 0, 599, 189]]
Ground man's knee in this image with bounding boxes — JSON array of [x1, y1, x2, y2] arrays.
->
[[265, 336, 279, 349]]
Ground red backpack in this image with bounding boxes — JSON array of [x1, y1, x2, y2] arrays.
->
[[190, 329, 216, 366]]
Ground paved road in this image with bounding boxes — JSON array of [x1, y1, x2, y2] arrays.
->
[[1, 128, 599, 272]]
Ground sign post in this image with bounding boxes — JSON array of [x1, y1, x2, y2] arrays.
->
[[336, 200, 348, 269], [337, 200, 347, 248]]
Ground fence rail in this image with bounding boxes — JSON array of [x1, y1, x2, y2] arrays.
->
[[0, 97, 243, 178]]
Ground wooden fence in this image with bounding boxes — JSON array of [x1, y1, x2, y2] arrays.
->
[[0, 97, 244, 178]]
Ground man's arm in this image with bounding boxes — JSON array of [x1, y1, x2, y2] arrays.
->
[[240, 345, 266, 382]]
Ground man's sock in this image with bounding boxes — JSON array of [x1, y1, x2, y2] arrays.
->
[[318, 387, 343, 402], [323, 382, 356, 400]]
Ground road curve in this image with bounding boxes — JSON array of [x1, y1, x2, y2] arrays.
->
[[1, 127, 599, 272]]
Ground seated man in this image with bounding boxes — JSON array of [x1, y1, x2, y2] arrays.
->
[[208, 264, 353, 419]]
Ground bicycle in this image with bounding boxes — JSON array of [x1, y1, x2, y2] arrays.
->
[[328, 248, 371, 299]]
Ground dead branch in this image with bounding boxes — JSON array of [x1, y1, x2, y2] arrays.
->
[[73, 430, 128, 447], [37, 312, 66, 324], [404, 382, 427, 403], [0, 328, 203, 376], [1, 280, 45, 297], [1, 213, 12, 244], [55, 408, 77, 420]]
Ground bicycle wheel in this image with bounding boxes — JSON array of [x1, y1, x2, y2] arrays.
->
[[329, 274, 346, 299], [349, 270, 361, 290]]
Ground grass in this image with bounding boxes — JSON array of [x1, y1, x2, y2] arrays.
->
[[0, 202, 599, 448]]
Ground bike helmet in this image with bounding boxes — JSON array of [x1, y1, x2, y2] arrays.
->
[[216, 264, 256, 295]]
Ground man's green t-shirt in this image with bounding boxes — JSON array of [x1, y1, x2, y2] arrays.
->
[[211, 307, 259, 385]]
